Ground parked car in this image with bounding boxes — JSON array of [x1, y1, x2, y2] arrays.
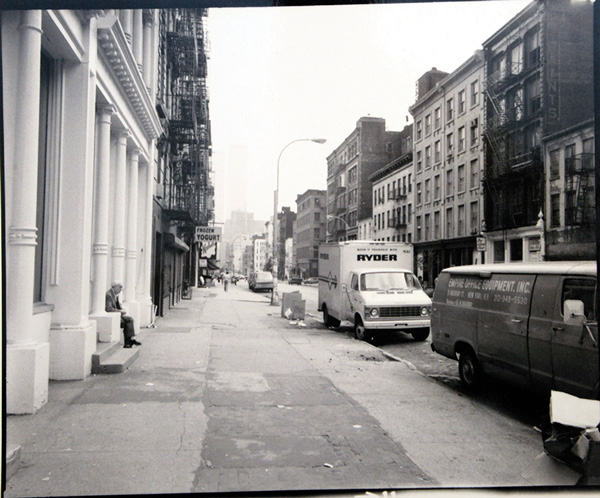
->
[[303, 277, 318, 285], [288, 275, 303, 285], [253, 271, 274, 292]]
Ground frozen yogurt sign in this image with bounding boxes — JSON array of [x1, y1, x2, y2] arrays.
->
[[195, 226, 222, 244]]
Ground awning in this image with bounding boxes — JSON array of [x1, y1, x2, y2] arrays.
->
[[164, 232, 189, 252]]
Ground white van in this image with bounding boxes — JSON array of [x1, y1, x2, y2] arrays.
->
[[431, 261, 598, 398]]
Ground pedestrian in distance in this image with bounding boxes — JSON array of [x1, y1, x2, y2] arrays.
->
[[106, 282, 141, 348], [223, 271, 230, 292]]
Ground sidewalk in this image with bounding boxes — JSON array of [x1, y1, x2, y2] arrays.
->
[[5, 284, 574, 497]]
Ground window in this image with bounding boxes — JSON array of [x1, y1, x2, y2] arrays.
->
[[470, 158, 479, 189], [510, 43, 523, 75], [425, 178, 431, 203], [458, 205, 465, 236], [408, 174, 412, 193], [446, 207, 453, 238], [550, 149, 560, 179], [470, 201, 478, 233], [416, 182, 422, 205], [424, 214, 430, 240], [387, 183, 392, 200], [446, 169, 453, 197], [562, 278, 596, 321], [416, 150, 422, 172], [314, 228, 320, 239], [348, 166, 357, 183], [447, 98, 454, 121], [510, 238, 523, 262], [458, 126, 466, 152], [551, 194, 560, 227], [434, 107, 441, 129], [408, 203, 412, 223], [425, 114, 432, 136], [470, 80, 479, 106], [470, 118, 479, 146], [457, 164, 465, 192], [526, 75, 541, 115], [525, 27, 540, 68], [434, 174, 441, 200], [314, 212, 320, 222], [446, 132, 453, 155], [434, 211, 440, 239], [416, 120, 423, 141], [565, 143, 576, 174], [494, 240, 505, 262], [434, 140, 441, 163], [416, 216, 422, 241], [425, 146, 431, 168], [458, 89, 466, 114]]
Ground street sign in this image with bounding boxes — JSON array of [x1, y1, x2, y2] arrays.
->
[[195, 226, 222, 244], [476, 237, 486, 252]]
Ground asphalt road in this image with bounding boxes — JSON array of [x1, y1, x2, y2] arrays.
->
[[274, 280, 550, 429]]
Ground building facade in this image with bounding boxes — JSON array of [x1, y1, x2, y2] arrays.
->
[[481, 0, 594, 262], [153, 9, 213, 315], [326, 117, 406, 241], [3, 9, 164, 413], [253, 237, 267, 273], [276, 207, 296, 280], [543, 119, 595, 260], [370, 150, 414, 245], [295, 189, 327, 278], [409, 53, 485, 287]]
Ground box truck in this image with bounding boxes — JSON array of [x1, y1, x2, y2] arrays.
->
[[318, 241, 432, 342]]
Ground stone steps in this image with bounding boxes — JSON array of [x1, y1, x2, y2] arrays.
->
[[92, 341, 140, 374]]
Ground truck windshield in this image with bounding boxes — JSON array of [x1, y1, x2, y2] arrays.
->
[[360, 272, 421, 291]]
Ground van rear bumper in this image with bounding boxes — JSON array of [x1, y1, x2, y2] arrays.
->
[[364, 319, 430, 330]]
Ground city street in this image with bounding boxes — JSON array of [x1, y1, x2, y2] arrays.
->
[[6, 281, 566, 497], [277, 280, 550, 427]]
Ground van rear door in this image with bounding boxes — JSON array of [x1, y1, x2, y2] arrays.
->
[[551, 276, 599, 399]]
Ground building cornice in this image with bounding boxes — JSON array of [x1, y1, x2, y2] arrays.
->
[[96, 14, 162, 140], [369, 152, 413, 183]]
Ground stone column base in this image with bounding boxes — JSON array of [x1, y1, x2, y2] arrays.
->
[[90, 312, 121, 343], [137, 296, 155, 328], [7, 342, 50, 414], [121, 300, 140, 336], [50, 321, 97, 380]]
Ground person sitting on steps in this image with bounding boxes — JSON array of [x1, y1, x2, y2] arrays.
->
[[105, 281, 141, 348]]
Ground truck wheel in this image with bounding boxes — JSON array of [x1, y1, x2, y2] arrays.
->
[[411, 328, 430, 341], [322, 305, 340, 328], [354, 317, 374, 343], [459, 348, 482, 389]]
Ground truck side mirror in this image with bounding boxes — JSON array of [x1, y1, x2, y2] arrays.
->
[[563, 299, 586, 326]]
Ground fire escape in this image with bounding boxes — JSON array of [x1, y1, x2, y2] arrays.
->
[[483, 36, 543, 231], [163, 9, 213, 233], [565, 152, 595, 228]]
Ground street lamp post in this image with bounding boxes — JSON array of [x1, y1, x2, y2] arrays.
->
[[326, 214, 350, 240], [273, 138, 326, 280]]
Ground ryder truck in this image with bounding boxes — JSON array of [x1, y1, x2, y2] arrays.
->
[[318, 241, 431, 342]]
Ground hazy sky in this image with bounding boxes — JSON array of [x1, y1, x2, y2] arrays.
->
[[207, 0, 530, 225]]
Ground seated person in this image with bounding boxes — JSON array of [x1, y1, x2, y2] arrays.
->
[[105, 281, 141, 348]]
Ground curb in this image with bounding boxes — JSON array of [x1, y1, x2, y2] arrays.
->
[[6, 444, 21, 482]]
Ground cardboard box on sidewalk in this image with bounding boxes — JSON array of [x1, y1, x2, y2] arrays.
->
[[281, 292, 301, 318]]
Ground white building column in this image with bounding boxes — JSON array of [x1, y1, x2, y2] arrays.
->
[[137, 158, 155, 326], [47, 15, 99, 381], [6, 10, 50, 414], [132, 9, 143, 73], [111, 129, 129, 285], [123, 147, 141, 328], [90, 104, 120, 342], [142, 11, 153, 95], [120, 10, 133, 45]]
